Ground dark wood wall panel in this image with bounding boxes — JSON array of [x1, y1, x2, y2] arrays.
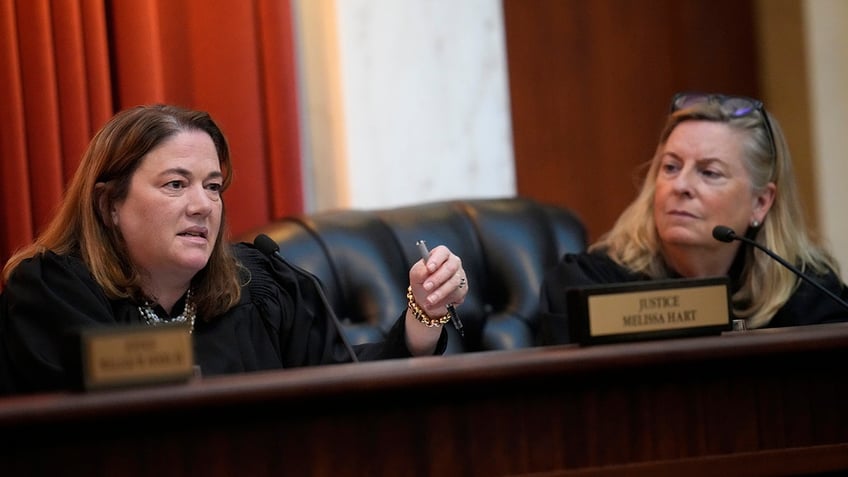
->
[[503, 0, 760, 242]]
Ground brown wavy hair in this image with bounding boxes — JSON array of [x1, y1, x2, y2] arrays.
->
[[3, 104, 243, 319]]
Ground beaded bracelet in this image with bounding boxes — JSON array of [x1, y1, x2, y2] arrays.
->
[[407, 286, 452, 328]]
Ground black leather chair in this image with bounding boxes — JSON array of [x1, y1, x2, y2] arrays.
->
[[237, 197, 587, 354]]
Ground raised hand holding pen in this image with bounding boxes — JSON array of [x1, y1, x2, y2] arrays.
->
[[413, 240, 466, 338]]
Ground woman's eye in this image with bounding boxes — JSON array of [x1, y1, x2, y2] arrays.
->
[[661, 162, 679, 174], [165, 180, 185, 189], [701, 169, 722, 179], [206, 182, 223, 192]]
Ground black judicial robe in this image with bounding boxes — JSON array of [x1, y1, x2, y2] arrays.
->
[[538, 250, 848, 345], [0, 243, 446, 394]]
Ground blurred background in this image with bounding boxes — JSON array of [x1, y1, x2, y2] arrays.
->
[[2, 0, 847, 278]]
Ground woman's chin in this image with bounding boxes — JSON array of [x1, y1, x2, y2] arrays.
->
[[659, 228, 704, 247], [177, 254, 211, 273]]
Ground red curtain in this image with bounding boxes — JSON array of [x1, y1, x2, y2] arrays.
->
[[0, 0, 303, 273]]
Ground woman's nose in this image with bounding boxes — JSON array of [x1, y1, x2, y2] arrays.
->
[[672, 168, 694, 195], [187, 185, 214, 214]]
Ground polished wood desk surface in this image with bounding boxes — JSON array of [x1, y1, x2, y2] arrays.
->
[[2, 323, 848, 476], [2, 322, 848, 420]]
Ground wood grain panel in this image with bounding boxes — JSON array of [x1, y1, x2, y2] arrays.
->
[[503, 0, 760, 242], [2, 323, 848, 476]]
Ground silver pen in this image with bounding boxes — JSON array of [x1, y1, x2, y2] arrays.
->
[[416, 240, 464, 337]]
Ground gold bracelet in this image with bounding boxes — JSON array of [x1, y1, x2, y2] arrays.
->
[[407, 286, 451, 328]]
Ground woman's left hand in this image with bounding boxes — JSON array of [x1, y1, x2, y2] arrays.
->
[[409, 244, 467, 318], [404, 245, 468, 355]]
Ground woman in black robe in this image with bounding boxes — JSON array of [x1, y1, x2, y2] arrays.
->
[[539, 93, 848, 345], [0, 105, 468, 394]]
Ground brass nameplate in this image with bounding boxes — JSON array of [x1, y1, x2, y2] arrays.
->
[[79, 323, 194, 390], [567, 277, 731, 345]]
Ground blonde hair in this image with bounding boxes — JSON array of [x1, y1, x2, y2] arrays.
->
[[3, 105, 243, 319], [592, 98, 837, 328]]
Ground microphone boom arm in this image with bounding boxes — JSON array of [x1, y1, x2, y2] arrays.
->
[[713, 225, 848, 313], [253, 234, 360, 362]]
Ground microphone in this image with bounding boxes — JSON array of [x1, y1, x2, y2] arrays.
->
[[712, 225, 848, 313], [253, 234, 359, 362]]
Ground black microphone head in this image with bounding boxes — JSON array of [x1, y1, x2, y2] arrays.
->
[[712, 225, 738, 243], [253, 234, 280, 256]]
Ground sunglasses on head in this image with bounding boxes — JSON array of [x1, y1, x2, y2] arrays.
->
[[670, 92, 776, 160]]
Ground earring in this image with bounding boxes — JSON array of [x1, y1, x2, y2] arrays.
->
[[751, 220, 760, 228]]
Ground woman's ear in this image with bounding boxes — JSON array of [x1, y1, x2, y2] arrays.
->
[[94, 182, 117, 226], [753, 182, 776, 224]]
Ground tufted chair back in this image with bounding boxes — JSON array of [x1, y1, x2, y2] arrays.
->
[[237, 197, 587, 354]]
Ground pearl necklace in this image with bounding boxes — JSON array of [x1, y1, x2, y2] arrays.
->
[[137, 289, 196, 334]]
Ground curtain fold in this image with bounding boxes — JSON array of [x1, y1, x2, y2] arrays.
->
[[0, 0, 33, 265], [257, 0, 304, 218], [0, 0, 303, 275], [1, 0, 111, 270]]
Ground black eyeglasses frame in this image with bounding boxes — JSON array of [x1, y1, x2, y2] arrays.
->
[[670, 92, 776, 161]]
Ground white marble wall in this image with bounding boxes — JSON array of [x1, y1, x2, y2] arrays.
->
[[805, 0, 848, 279], [293, 0, 516, 211]]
